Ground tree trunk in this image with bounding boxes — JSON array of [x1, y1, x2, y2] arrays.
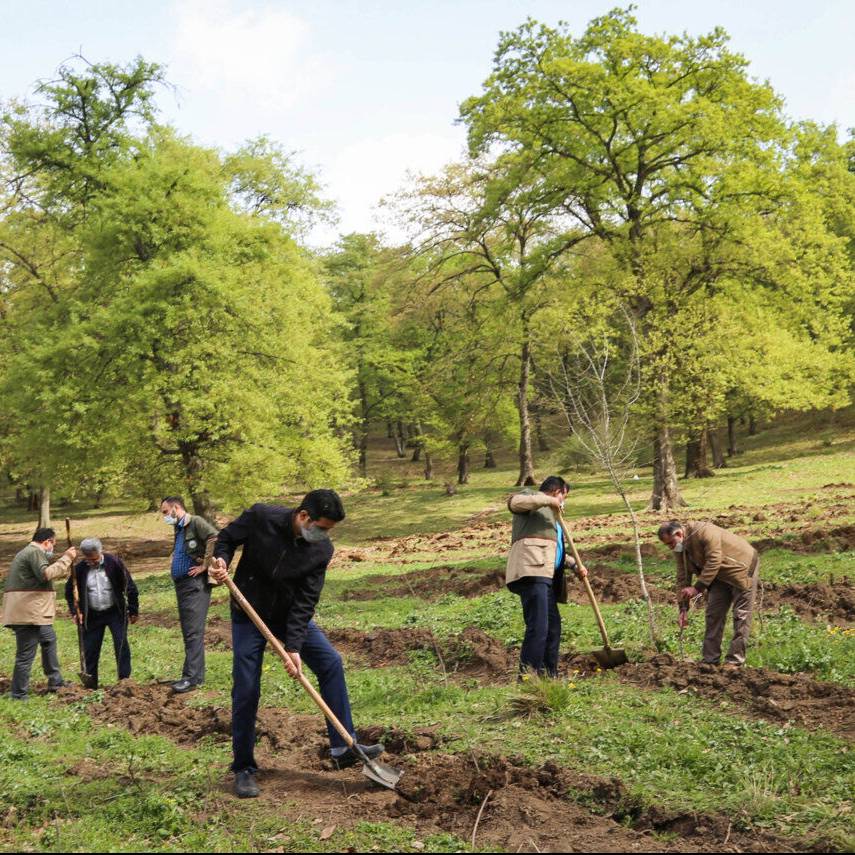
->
[[358, 433, 368, 476], [386, 421, 394, 438], [179, 444, 216, 523], [27, 488, 38, 512], [685, 437, 700, 478], [457, 442, 470, 485], [394, 421, 407, 458], [484, 447, 497, 469], [38, 486, 51, 529], [423, 451, 433, 481], [649, 424, 685, 512], [516, 334, 536, 486], [410, 422, 423, 462], [727, 415, 739, 457], [358, 382, 369, 476], [748, 413, 757, 436], [710, 427, 725, 469]]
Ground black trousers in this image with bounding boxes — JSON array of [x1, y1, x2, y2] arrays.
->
[[83, 606, 131, 685], [508, 576, 562, 677]]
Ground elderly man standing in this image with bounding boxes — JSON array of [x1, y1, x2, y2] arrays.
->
[[159, 496, 219, 694], [2, 528, 77, 699], [658, 520, 760, 667], [506, 475, 586, 678], [65, 538, 139, 688]]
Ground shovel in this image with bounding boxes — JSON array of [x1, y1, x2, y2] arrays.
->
[[66, 518, 98, 689], [220, 572, 402, 791], [557, 513, 628, 669]]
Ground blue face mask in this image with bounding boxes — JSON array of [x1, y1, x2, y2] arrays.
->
[[164, 515, 178, 526]]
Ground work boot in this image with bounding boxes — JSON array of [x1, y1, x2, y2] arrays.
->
[[330, 743, 385, 770], [234, 770, 259, 798]]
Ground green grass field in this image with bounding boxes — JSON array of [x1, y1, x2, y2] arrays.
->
[[0, 410, 853, 852]]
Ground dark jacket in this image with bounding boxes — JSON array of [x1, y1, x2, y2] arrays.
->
[[65, 554, 139, 627], [214, 503, 333, 651]]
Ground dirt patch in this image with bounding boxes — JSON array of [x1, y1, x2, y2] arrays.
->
[[389, 753, 819, 853], [340, 565, 506, 601], [618, 654, 855, 741], [761, 580, 855, 623]]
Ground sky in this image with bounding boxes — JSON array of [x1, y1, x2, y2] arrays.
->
[[2, 0, 854, 245]]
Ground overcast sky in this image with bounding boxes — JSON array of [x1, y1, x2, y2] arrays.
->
[[3, 0, 854, 245]]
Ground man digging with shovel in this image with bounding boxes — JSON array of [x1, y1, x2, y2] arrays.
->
[[658, 520, 760, 668], [208, 489, 389, 798]]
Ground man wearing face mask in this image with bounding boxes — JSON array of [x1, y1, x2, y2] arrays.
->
[[2, 528, 77, 699], [658, 520, 759, 667], [208, 489, 384, 799], [159, 496, 219, 693], [65, 538, 139, 687]]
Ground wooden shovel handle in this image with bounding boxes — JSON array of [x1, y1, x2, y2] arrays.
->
[[557, 512, 613, 650], [221, 572, 355, 749]]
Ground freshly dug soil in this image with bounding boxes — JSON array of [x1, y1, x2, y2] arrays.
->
[[618, 654, 855, 741], [761, 580, 854, 623], [340, 565, 506, 601]]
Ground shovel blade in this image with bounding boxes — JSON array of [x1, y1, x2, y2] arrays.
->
[[592, 647, 628, 670], [79, 672, 98, 689], [360, 757, 403, 790]]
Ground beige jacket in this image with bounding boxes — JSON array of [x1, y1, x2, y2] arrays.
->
[[505, 491, 561, 584], [676, 521, 759, 594], [2, 546, 73, 626]]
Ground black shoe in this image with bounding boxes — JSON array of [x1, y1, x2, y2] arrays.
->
[[171, 679, 201, 694], [330, 743, 385, 770], [47, 680, 67, 693], [234, 770, 259, 798]]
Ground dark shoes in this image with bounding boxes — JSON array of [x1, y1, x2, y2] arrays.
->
[[47, 680, 67, 693], [234, 770, 259, 798], [330, 743, 385, 770], [171, 679, 201, 694]]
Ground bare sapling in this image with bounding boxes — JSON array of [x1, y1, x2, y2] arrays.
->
[[548, 316, 661, 649]]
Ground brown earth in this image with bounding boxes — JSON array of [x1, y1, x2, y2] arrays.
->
[[617, 654, 855, 741], [761, 580, 855, 623]]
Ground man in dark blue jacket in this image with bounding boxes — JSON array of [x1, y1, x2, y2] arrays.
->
[[209, 489, 383, 799], [65, 538, 139, 687]]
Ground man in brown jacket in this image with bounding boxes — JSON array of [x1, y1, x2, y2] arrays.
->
[[658, 520, 759, 666], [2, 527, 77, 698]]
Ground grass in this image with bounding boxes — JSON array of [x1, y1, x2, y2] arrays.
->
[[0, 408, 853, 850]]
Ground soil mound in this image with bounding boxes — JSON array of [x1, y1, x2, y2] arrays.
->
[[617, 654, 855, 741], [441, 627, 517, 678], [340, 565, 505, 602], [325, 626, 436, 666], [391, 753, 811, 853], [762, 580, 855, 623]]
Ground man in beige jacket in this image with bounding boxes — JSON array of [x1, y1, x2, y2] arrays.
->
[[507, 476, 586, 677], [2, 527, 77, 698], [658, 520, 759, 666]]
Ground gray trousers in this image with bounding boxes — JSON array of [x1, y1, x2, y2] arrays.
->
[[702, 564, 759, 665], [10, 625, 63, 698], [174, 574, 211, 684]]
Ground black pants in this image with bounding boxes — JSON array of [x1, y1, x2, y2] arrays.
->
[[83, 607, 131, 686], [508, 576, 562, 677]]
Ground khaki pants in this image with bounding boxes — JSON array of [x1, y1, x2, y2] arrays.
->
[[702, 563, 759, 665]]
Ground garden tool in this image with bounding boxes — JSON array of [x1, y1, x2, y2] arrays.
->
[[66, 518, 98, 689], [678, 592, 703, 661], [557, 512, 628, 669], [220, 572, 402, 791]]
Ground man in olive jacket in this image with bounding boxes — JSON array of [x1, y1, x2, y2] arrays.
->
[[658, 520, 760, 666], [2, 527, 77, 699], [159, 496, 219, 693], [506, 475, 585, 677]]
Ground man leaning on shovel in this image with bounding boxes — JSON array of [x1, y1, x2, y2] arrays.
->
[[658, 520, 760, 668], [208, 489, 384, 799]]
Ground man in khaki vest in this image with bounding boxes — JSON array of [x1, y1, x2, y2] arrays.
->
[[506, 475, 586, 677], [658, 520, 759, 666], [2, 527, 77, 698]]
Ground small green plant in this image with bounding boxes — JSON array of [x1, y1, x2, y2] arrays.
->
[[508, 673, 578, 718]]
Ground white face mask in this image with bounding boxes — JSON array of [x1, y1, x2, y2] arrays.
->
[[673, 541, 684, 553], [163, 515, 178, 526]]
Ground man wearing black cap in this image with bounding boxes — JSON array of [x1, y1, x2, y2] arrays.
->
[[209, 489, 383, 798]]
